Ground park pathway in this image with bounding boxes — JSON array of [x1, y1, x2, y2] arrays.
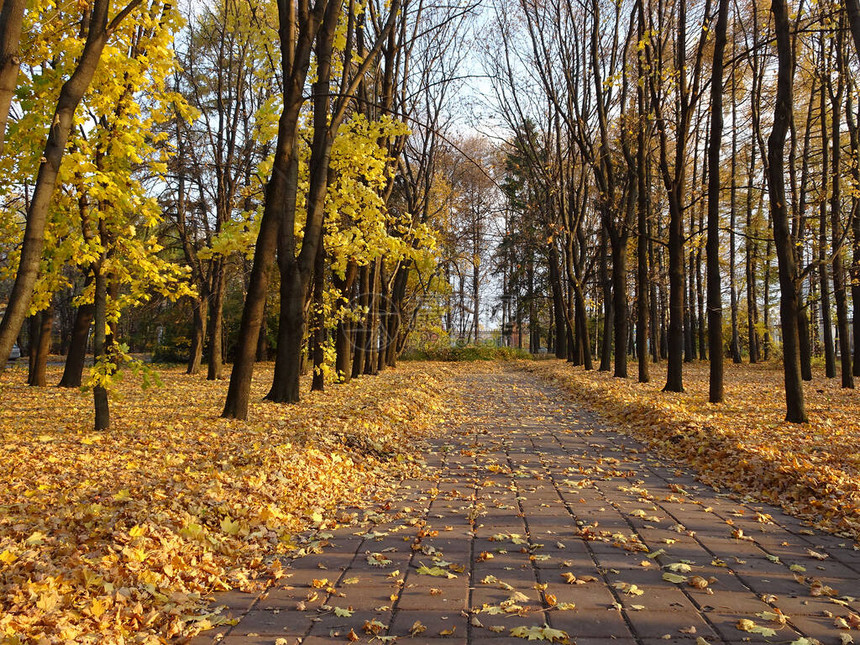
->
[[191, 367, 860, 645]]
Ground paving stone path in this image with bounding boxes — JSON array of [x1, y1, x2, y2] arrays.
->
[[192, 368, 860, 645]]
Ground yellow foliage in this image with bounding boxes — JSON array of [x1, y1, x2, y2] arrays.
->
[[0, 362, 458, 642]]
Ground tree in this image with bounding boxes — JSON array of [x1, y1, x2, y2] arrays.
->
[[707, 0, 730, 403], [171, 0, 276, 378], [767, 0, 807, 423], [223, 0, 403, 418], [0, 0, 144, 368]]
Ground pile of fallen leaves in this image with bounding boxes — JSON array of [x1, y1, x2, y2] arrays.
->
[[521, 360, 860, 543], [0, 363, 457, 643]]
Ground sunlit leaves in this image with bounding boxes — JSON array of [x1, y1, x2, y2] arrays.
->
[[510, 624, 571, 643], [0, 362, 456, 642], [524, 361, 860, 541]]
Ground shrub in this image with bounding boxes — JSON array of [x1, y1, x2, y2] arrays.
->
[[152, 336, 191, 364], [401, 343, 533, 362]]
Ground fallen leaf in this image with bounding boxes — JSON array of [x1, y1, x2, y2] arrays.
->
[[662, 573, 688, 584], [736, 619, 777, 637]]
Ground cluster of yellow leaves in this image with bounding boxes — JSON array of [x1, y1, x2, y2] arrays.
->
[[5, 0, 193, 319], [522, 360, 860, 542], [0, 363, 457, 643]]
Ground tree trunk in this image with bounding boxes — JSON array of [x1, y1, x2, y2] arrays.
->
[[706, 0, 729, 403], [0, 0, 25, 155], [746, 143, 761, 363], [845, 0, 860, 67], [796, 77, 816, 381], [684, 254, 694, 363], [767, 0, 807, 422], [685, 140, 700, 364], [365, 260, 380, 375], [266, 148, 303, 398], [830, 26, 853, 388], [334, 262, 357, 382], [847, 73, 860, 377], [549, 243, 568, 359], [187, 296, 206, 375], [648, 212, 660, 363], [207, 259, 226, 380], [599, 226, 613, 371], [636, 94, 650, 382], [763, 236, 772, 361], [269, 262, 306, 402], [664, 188, 685, 391], [386, 264, 409, 367], [729, 57, 742, 363], [528, 257, 539, 353], [798, 304, 813, 380], [269, 58, 342, 402], [611, 226, 629, 377], [28, 300, 54, 387], [377, 263, 388, 373], [819, 79, 836, 378], [58, 298, 93, 388], [311, 241, 325, 392], [93, 264, 109, 431], [696, 207, 706, 361], [352, 265, 370, 378], [257, 304, 269, 361]]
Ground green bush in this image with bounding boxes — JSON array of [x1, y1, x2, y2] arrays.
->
[[152, 336, 191, 364], [401, 343, 533, 362]]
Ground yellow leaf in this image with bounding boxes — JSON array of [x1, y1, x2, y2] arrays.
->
[[112, 489, 131, 502], [416, 564, 456, 578], [662, 573, 687, 584], [90, 598, 108, 619], [736, 619, 777, 637], [510, 624, 571, 643], [129, 525, 147, 538], [220, 517, 241, 535], [665, 562, 692, 573]]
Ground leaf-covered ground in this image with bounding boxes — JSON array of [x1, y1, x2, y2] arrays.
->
[[193, 365, 860, 645], [0, 363, 457, 644], [522, 360, 860, 543]]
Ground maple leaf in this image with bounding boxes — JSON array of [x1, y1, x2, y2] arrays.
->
[[368, 553, 393, 567], [736, 619, 777, 637], [510, 625, 571, 643], [416, 564, 456, 578], [662, 573, 688, 584], [664, 562, 692, 573], [363, 619, 387, 635]]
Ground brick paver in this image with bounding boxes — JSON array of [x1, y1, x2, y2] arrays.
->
[[190, 368, 860, 644]]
